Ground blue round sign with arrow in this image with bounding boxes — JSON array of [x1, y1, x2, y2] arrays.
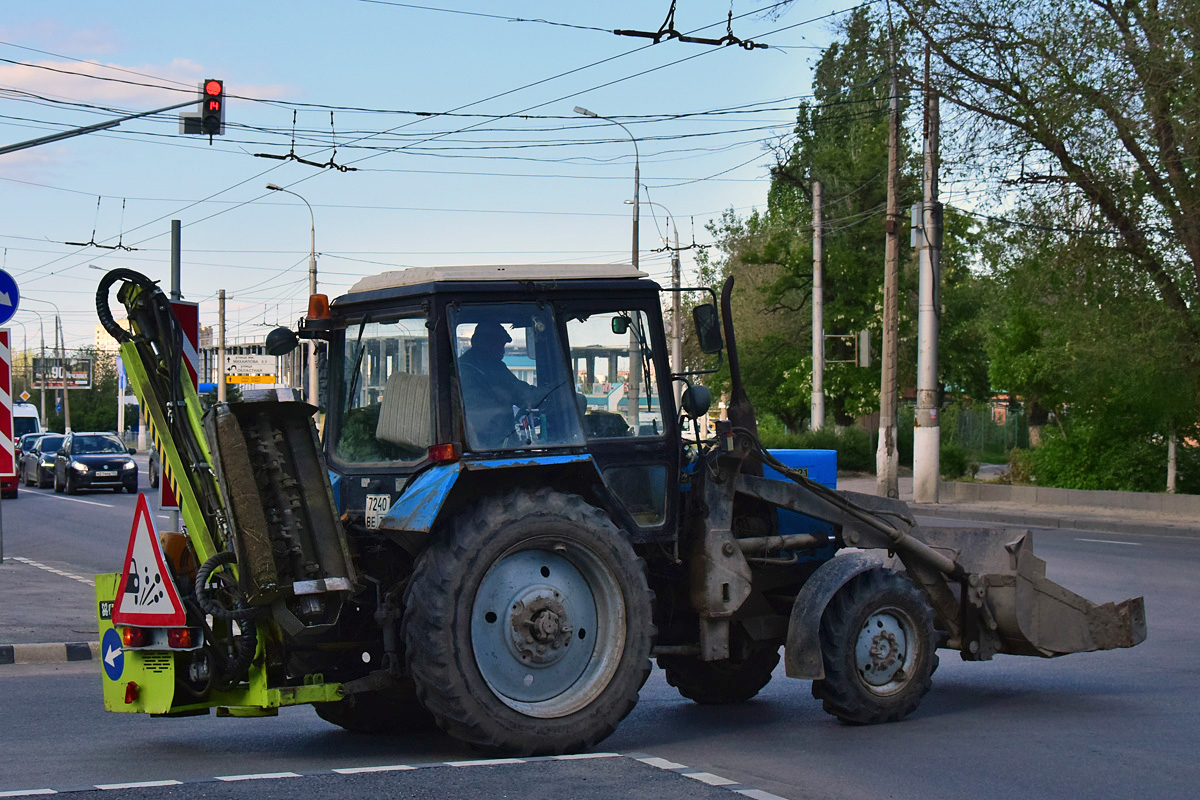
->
[[0, 268, 20, 326]]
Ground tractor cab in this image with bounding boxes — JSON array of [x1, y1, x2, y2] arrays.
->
[[304, 264, 685, 543]]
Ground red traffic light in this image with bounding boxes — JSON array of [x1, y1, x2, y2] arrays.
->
[[200, 79, 225, 135]]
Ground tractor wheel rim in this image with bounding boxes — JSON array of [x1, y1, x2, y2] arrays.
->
[[855, 607, 913, 692], [471, 541, 625, 718]]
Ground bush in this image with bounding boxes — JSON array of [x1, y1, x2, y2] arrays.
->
[[939, 442, 971, 479], [1024, 412, 1198, 493], [759, 424, 873, 473]]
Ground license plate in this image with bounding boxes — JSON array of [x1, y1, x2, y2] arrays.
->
[[96, 470, 117, 477], [365, 494, 391, 529]]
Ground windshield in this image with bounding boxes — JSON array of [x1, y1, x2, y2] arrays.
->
[[333, 313, 432, 464], [13, 417, 38, 438], [450, 303, 584, 451], [71, 435, 125, 455], [38, 436, 64, 454]]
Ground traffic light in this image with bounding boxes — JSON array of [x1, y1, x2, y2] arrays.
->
[[201, 79, 224, 135]]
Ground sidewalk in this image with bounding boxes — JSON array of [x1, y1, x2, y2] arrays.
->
[[838, 473, 1199, 538], [3, 475, 1196, 666]]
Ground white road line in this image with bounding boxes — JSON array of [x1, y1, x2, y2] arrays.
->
[[27, 492, 114, 508], [10, 557, 93, 586], [1076, 538, 1143, 546], [332, 765, 416, 775], [215, 773, 301, 782], [446, 758, 526, 767], [95, 781, 182, 790], [686, 772, 739, 786], [638, 757, 688, 770], [0, 790, 57, 797]]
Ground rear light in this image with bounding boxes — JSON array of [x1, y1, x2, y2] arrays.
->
[[427, 442, 459, 463], [307, 293, 331, 320], [121, 626, 151, 647], [124, 682, 139, 704], [167, 628, 199, 648]]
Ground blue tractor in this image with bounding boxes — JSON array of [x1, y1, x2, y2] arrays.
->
[[94, 265, 1144, 755]]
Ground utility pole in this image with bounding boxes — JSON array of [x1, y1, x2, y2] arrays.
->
[[58, 315, 70, 433], [876, 60, 901, 498], [913, 53, 943, 504], [811, 180, 825, 431], [169, 220, 181, 532], [218, 290, 227, 402]]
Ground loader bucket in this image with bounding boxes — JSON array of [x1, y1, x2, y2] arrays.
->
[[911, 527, 1146, 658]]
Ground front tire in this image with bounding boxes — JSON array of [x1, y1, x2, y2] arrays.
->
[[65, 474, 79, 495], [54, 471, 64, 493], [403, 489, 654, 755], [811, 568, 936, 725]]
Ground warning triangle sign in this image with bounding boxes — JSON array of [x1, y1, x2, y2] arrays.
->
[[111, 493, 187, 627]]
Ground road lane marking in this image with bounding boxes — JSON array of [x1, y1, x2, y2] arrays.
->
[[1076, 538, 1143, 546], [10, 557, 93, 586], [25, 492, 114, 508], [0, 754, 787, 799]]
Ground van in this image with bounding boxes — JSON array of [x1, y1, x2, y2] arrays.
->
[[12, 402, 41, 440]]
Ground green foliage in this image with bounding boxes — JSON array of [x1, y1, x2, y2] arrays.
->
[[759, 424, 874, 473], [939, 441, 971, 479], [1027, 413, 1198, 493]]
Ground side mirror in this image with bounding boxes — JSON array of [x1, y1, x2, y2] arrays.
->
[[680, 385, 712, 419], [611, 317, 630, 335], [127, 447, 136, 455], [265, 326, 299, 356], [692, 304, 723, 354]]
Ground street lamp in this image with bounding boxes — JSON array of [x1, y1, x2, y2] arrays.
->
[[266, 183, 319, 408], [23, 296, 68, 432], [574, 106, 640, 268], [575, 105, 643, 429], [629, 198, 682, 407]]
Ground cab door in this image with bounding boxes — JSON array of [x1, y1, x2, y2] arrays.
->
[[563, 304, 678, 543]]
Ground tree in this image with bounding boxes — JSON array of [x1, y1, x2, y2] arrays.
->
[[700, 6, 916, 430], [900, 0, 1200, 431]]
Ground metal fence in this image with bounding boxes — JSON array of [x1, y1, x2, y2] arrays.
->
[[944, 404, 1028, 457]]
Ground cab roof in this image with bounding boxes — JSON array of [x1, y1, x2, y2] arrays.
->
[[347, 264, 646, 295]]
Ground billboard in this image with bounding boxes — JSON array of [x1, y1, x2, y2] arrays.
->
[[32, 357, 92, 389]]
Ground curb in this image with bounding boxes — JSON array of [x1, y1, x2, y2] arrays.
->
[[910, 503, 1198, 537], [0, 641, 99, 666]]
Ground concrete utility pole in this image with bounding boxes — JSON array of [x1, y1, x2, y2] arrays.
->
[[169, 220, 181, 532], [57, 315, 70, 433], [876, 64, 901, 498], [913, 58, 943, 504], [218, 290, 227, 402], [811, 180, 825, 431]]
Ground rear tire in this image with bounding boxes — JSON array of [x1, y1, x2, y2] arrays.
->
[[659, 640, 780, 705], [811, 568, 936, 725], [403, 488, 654, 755]]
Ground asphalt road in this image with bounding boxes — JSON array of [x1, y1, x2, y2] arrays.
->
[[0, 475, 1195, 799]]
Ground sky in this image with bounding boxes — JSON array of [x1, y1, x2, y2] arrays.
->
[[0, 0, 865, 354]]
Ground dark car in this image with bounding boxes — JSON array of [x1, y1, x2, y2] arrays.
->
[[53, 432, 138, 494], [20, 433, 64, 489], [148, 444, 159, 489]]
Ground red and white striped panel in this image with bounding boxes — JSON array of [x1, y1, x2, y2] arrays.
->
[[0, 330, 13, 476]]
